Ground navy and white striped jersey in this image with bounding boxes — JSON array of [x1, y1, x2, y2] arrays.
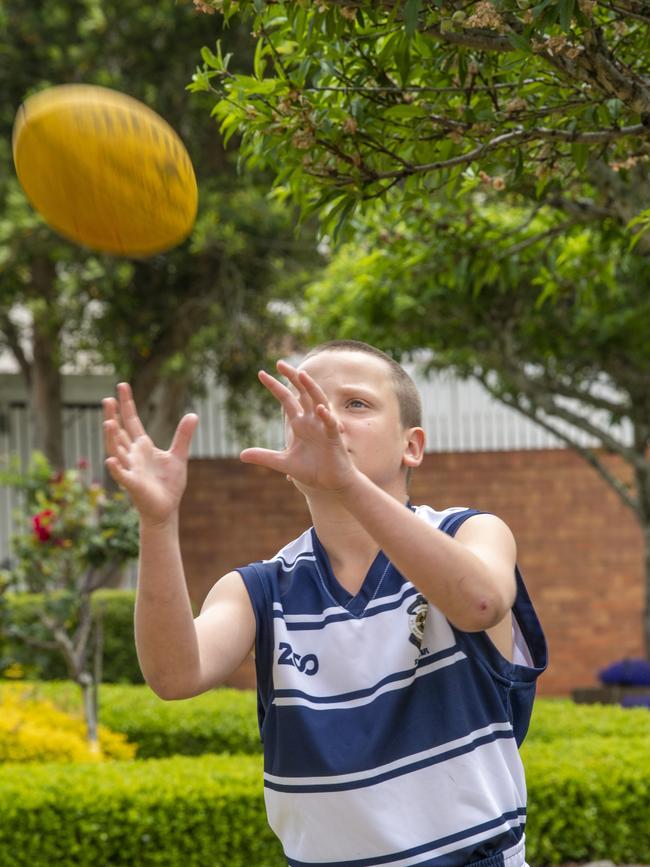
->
[[238, 506, 547, 867]]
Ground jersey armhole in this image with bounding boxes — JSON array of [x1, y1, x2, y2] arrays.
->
[[236, 563, 275, 735]]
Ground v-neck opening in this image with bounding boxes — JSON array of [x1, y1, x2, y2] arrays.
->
[[310, 528, 391, 617]]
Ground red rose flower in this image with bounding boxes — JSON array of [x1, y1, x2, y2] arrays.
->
[[32, 509, 55, 542]]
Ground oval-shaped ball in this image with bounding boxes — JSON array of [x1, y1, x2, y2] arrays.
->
[[12, 84, 198, 257]]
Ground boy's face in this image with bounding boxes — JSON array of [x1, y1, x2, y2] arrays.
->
[[296, 350, 423, 494]]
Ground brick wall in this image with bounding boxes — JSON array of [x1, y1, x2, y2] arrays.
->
[[179, 450, 645, 696]]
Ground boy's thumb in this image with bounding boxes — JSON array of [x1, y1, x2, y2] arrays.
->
[[170, 413, 199, 461]]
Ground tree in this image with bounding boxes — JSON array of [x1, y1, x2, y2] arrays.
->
[[0, 454, 139, 748], [0, 0, 320, 466], [193, 1, 650, 243], [190, 1, 650, 655]]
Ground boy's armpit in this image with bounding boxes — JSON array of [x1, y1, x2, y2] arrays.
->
[[192, 570, 257, 693]]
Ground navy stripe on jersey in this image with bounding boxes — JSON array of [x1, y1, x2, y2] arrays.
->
[[261, 653, 513, 778], [286, 812, 526, 867], [264, 722, 515, 794]]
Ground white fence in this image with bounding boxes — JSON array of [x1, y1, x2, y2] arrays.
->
[[0, 368, 618, 564]]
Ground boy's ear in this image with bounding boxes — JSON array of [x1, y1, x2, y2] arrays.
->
[[403, 427, 425, 468]]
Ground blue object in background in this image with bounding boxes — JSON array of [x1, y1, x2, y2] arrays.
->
[[599, 658, 650, 686], [620, 694, 650, 709]]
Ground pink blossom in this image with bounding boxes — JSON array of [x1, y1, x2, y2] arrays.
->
[[32, 509, 55, 542]]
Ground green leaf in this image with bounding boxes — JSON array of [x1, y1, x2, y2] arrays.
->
[[559, 0, 575, 31], [404, 0, 422, 38], [507, 31, 531, 53]]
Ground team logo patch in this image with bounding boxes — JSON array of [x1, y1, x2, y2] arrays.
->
[[407, 595, 428, 648], [278, 641, 319, 675]]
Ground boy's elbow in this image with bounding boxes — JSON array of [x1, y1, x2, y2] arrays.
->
[[452, 590, 513, 632], [146, 675, 204, 702]]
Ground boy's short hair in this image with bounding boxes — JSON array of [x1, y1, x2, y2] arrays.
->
[[301, 340, 423, 430]]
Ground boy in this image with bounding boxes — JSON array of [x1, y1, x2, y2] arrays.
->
[[103, 340, 546, 867]]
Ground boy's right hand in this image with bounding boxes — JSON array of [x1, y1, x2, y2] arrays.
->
[[102, 383, 199, 528]]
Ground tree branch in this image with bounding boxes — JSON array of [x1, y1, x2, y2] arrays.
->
[[423, 23, 514, 53], [367, 124, 650, 182], [536, 374, 633, 418], [533, 26, 650, 116], [606, 0, 650, 23], [477, 375, 641, 515], [507, 372, 639, 464], [4, 625, 57, 652], [498, 220, 590, 258]]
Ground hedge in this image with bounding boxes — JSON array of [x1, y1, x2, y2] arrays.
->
[[8, 684, 650, 762], [0, 754, 284, 867], [523, 735, 650, 865], [0, 682, 262, 759], [1, 736, 650, 865], [3, 590, 142, 683], [1, 688, 650, 864], [526, 696, 650, 741]]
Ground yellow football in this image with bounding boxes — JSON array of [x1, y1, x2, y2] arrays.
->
[[12, 84, 198, 257]]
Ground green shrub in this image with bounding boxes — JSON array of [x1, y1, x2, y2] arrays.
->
[[527, 697, 650, 741], [0, 691, 649, 865], [523, 735, 650, 865], [0, 754, 284, 867], [1, 736, 649, 866], [0, 682, 262, 758], [3, 590, 143, 683]]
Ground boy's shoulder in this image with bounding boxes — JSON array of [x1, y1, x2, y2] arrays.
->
[[412, 504, 472, 527], [261, 527, 316, 571]]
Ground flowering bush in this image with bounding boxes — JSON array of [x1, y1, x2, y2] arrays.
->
[[0, 684, 135, 762], [3, 452, 139, 596], [0, 452, 140, 745]]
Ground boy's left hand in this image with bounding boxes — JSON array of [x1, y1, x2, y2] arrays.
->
[[240, 360, 357, 495]]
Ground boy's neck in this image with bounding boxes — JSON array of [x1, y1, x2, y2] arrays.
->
[[307, 485, 410, 595]]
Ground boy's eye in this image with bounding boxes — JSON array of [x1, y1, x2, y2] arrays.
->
[[347, 399, 367, 409]]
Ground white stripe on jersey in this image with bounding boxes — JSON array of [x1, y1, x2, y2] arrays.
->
[[262, 530, 316, 569], [266, 736, 527, 865], [272, 596, 458, 700]]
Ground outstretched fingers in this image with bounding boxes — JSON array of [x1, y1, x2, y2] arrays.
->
[[315, 403, 344, 441], [116, 382, 147, 441], [276, 360, 315, 413], [296, 368, 330, 412], [258, 369, 301, 420]]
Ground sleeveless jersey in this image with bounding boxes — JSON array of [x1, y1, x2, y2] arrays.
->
[[238, 506, 547, 867]]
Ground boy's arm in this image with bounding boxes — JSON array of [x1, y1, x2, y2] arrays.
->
[[241, 362, 515, 633], [103, 383, 255, 700], [335, 477, 516, 632], [136, 521, 255, 700]]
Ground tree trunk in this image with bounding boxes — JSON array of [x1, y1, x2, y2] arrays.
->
[[132, 368, 193, 450], [29, 257, 65, 470], [78, 671, 100, 753]]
